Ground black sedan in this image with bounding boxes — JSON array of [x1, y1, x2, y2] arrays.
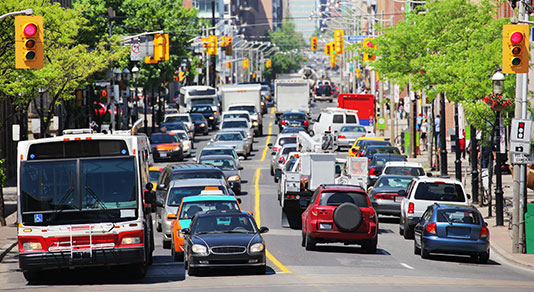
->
[[190, 113, 209, 135], [279, 111, 309, 132], [368, 175, 413, 216], [368, 153, 407, 186], [183, 210, 269, 276], [191, 104, 218, 130]]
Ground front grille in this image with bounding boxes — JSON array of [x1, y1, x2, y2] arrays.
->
[[211, 246, 246, 254]]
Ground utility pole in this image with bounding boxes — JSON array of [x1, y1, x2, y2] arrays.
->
[[471, 125, 479, 204], [440, 92, 448, 176], [211, 1, 216, 88], [454, 103, 462, 181]]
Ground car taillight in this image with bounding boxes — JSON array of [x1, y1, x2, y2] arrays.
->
[[408, 202, 414, 214], [426, 222, 437, 234], [273, 146, 280, 152], [304, 120, 309, 126], [480, 226, 489, 238], [281, 120, 286, 126], [311, 208, 318, 217], [328, 126, 331, 131], [338, 135, 346, 139], [279, 156, 285, 164], [375, 193, 395, 200], [314, 90, 317, 94], [369, 167, 376, 176]]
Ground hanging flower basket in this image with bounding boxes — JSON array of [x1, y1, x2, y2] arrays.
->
[[481, 94, 513, 112]]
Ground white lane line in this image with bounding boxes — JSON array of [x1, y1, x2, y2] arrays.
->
[[400, 262, 415, 270]]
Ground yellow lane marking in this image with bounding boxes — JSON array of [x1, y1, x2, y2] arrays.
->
[[271, 107, 275, 114], [255, 122, 292, 274], [260, 122, 273, 161]]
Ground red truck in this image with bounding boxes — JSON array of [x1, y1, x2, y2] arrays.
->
[[338, 93, 375, 126]]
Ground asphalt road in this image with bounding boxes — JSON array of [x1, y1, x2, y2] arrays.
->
[[1, 101, 534, 291]]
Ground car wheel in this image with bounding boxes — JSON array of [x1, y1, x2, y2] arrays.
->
[[305, 233, 316, 251], [130, 262, 148, 279], [163, 240, 171, 249], [255, 265, 266, 275], [478, 251, 490, 264], [363, 238, 377, 254], [301, 231, 306, 247], [156, 220, 162, 232], [274, 175, 279, 183], [420, 242, 430, 259], [23, 271, 43, 283], [414, 239, 421, 255], [403, 220, 414, 240], [270, 166, 274, 176]]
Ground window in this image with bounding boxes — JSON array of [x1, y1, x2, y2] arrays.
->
[[333, 114, 344, 123], [167, 185, 225, 206], [437, 209, 480, 225], [179, 201, 239, 219], [345, 114, 357, 124], [319, 191, 369, 207], [384, 167, 425, 177], [414, 183, 466, 202]]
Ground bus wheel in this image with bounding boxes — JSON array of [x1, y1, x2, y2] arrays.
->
[[130, 263, 147, 279], [23, 271, 43, 283]]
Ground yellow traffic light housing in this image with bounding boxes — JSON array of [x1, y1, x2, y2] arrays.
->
[[502, 24, 529, 74], [243, 58, 249, 69], [334, 30, 344, 54], [325, 43, 330, 55], [225, 36, 232, 55], [363, 38, 376, 61], [266, 58, 272, 68], [311, 37, 318, 51], [331, 42, 336, 55], [202, 37, 209, 53], [226, 62, 232, 69], [330, 54, 336, 68], [208, 35, 217, 55], [15, 16, 44, 69], [154, 33, 169, 61]]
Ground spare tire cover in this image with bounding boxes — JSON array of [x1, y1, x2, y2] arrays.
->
[[333, 203, 362, 232]]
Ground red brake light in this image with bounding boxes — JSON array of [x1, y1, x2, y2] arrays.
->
[[311, 208, 318, 217], [279, 156, 286, 164], [408, 202, 415, 214], [375, 193, 395, 200], [281, 120, 286, 126], [426, 222, 437, 234], [369, 167, 376, 175], [480, 226, 489, 238], [273, 146, 280, 152], [338, 135, 346, 139], [304, 120, 309, 126]]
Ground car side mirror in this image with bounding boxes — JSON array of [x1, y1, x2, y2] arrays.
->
[[239, 156, 245, 160], [145, 183, 153, 191], [398, 190, 407, 197], [182, 228, 190, 235], [155, 199, 164, 208], [466, 194, 471, 199], [350, 148, 356, 154], [157, 184, 166, 191], [239, 166, 244, 170], [144, 190, 156, 204], [271, 152, 276, 156], [259, 226, 269, 234], [237, 198, 242, 204], [299, 199, 309, 208], [192, 158, 198, 163], [427, 173, 433, 177], [484, 222, 488, 226], [267, 143, 273, 148]]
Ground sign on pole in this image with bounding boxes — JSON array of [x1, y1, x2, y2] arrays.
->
[[347, 36, 366, 42], [129, 36, 154, 61], [510, 119, 532, 155]]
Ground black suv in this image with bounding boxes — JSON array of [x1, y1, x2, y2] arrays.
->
[[279, 111, 309, 132], [191, 104, 217, 130]]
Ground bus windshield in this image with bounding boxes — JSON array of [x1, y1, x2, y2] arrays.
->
[[20, 157, 137, 225]]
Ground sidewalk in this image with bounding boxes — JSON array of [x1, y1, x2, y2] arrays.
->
[[0, 187, 18, 262], [386, 118, 534, 269]]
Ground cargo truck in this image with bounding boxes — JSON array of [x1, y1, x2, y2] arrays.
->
[[274, 79, 310, 122], [220, 84, 263, 136]]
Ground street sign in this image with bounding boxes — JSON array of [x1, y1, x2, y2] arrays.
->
[[510, 119, 532, 143], [512, 153, 531, 164], [347, 35, 366, 42], [511, 141, 531, 154], [377, 117, 386, 130], [130, 36, 154, 61]]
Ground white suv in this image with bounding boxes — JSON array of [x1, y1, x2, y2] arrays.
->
[[312, 108, 362, 137], [400, 177, 470, 239], [382, 162, 426, 177], [164, 113, 195, 138]]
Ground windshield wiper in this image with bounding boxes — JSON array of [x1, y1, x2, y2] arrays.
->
[[47, 186, 75, 223], [84, 186, 116, 232], [196, 231, 219, 235], [223, 230, 251, 233]]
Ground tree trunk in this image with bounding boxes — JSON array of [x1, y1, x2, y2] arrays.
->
[[0, 186, 6, 226]]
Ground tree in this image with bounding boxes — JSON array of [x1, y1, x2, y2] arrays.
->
[[263, 51, 302, 81]]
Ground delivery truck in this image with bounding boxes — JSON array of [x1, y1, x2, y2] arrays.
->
[[274, 79, 310, 121]]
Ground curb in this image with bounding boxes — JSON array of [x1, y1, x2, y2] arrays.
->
[[490, 243, 534, 269], [0, 242, 17, 263]]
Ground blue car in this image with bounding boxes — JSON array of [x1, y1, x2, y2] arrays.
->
[[414, 204, 490, 263], [190, 113, 209, 135]]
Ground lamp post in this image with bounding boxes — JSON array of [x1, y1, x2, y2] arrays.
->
[[492, 68, 505, 226], [112, 68, 122, 131], [131, 66, 140, 129], [122, 68, 131, 129]]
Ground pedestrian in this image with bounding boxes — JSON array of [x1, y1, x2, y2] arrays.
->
[[459, 129, 466, 159], [421, 118, 429, 151], [434, 114, 441, 148], [480, 144, 491, 169], [398, 102, 404, 119]]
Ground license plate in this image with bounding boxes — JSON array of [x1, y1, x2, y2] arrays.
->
[[160, 152, 167, 158], [322, 94, 326, 96]]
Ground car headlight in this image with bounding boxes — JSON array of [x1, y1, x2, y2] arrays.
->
[[121, 237, 141, 245], [261, 101, 265, 106], [192, 244, 208, 255], [173, 146, 181, 151], [247, 132, 252, 137], [252, 121, 258, 126], [200, 123, 206, 127], [228, 175, 240, 181], [176, 229, 184, 238], [250, 243, 264, 253], [209, 116, 214, 120]]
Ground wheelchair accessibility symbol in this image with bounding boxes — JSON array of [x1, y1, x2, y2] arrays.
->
[[34, 214, 43, 223]]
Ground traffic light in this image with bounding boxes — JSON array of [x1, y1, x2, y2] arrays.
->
[[325, 43, 331, 55], [100, 89, 109, 104], [154, 33, 169, 61], [363, 38, 376, 61], [15, 16, 44, 69], [243, 58, 249, 69], [265, 58, 271, 68], [311, 36, 318, 51], [334, 30, 344, 55], [202, 37, 208, 53], [179, 72, 185, 82], [502, 24, 529, 73], [225, 36, 232, 55], [208, 35, 217, 55], [330, 54, 336, 68], [331, 42, 336, 55], [226, 62, 232, 69], [356, 68, 362, 79]]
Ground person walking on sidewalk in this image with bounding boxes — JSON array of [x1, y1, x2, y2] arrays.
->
[[434, 114, 441, 147], [421, 118, 429, 151]]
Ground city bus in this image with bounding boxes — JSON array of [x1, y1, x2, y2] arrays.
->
[[16, 128, 156, 281]]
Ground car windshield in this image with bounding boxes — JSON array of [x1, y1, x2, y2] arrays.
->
[[20, 157, 137, 225], [371, 156, 406, 166], [319, 191, 368, 207], [369, 147, 400, 155], [191, 106, 213, 113], [190, 115, 205, 121], [414, 182, 466, 202], [193, 214, 256, 233], [384, 166, 425, 176], [176, 132, 188, 140], [150, 134, 178, 144], [188, 89, 216, 96], [228, 105, 256, 114], [222, 121, 248, 129], [282, 147, 297, 155], [200, 158, 236, 170], [282, 127, 306, 134], [202, 149, 237, 159], [149, 170, 161, 182], [160, 123, 185, 132], [191, 98, 216, 105], [167, 186, 225, 206], [437, 209, 481, 225], [261, 85, 270, 91], [278, 137, 297, 146], [376, 177, 412, 188], [216, 133, 242, 141], [361, 140, 389, 147], [283, 113, 305, 120], [172, 171, 226, 181], [224, 113, 249, 121], [165, 116, 189, 123], [341, 126, 365, 133], [179, 201, 240, 219]]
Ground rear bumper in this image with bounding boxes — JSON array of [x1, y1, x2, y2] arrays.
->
[[372, 200, 401, 216], [153, 150, 182, 161], [423, 236, 489, 254], [309, 224, 378, 243], [337, 139, 356, 147], [19, 247, 145, 272]]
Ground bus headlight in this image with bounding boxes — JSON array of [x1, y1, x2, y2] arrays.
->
[[121, 237, 141, 245], [249, 243, 264, 253], [22, 242, 42, 250], [192, 244, 208, 255], [209, 116, 214, 120], [177, 229, 184, 238]]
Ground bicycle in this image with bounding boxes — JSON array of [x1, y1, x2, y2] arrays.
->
[[480, 168, 490, 206]]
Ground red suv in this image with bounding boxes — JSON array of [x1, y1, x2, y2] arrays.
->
[[301, 185, 378, 253]]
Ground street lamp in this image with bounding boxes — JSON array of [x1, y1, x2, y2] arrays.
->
[[492, 68, 505, 226]]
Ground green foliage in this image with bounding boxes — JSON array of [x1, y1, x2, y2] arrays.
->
[[267, 14, 304, 52], [0, 159, 5, 188], [263, 52, 302, 81]]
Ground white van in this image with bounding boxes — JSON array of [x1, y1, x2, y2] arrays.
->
[[311, 108, 361, 136]]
